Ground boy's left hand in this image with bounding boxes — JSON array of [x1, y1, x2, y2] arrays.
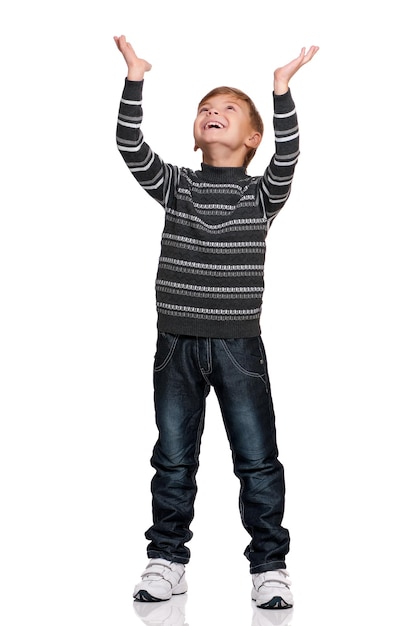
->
[[274, 46, 319, 95]]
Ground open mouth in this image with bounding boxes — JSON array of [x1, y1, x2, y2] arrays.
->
[[204, 121, 225, 130]]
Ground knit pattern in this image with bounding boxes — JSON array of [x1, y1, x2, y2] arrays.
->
[[116, 79, 299, 338]]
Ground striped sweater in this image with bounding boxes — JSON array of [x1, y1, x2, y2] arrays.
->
[[116, 79, 300, 338]]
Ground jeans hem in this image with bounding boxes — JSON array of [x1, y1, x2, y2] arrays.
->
[[250, 560, 286, 574], [147, 549, 189, 565]]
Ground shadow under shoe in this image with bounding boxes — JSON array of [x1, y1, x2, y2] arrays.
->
[[252, 605, 294, 626], [133, 593, 188, 626]]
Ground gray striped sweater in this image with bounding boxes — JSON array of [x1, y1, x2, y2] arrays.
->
[[116, 79, 300, 338]]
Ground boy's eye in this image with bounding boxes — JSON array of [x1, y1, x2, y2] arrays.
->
[[226, 105, 235, 110]]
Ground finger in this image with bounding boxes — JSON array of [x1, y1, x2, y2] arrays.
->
[[118, 35, 128, 51], [306, 45, 319, 59], [301, 45, 319, 64]]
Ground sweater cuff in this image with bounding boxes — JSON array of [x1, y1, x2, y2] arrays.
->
[[273, 88, 295, 112], [123, 78, 144, 98]]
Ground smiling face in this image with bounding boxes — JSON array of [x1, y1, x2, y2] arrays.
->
[[193, 87, 263, 168]]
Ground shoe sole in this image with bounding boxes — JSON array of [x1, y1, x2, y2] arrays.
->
[[134, 590, 166, 602], [133, 585, 188, 603], [254, 595, 293, 610]]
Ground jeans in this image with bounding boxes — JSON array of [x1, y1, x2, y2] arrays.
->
[[145, 332, 290, 574]]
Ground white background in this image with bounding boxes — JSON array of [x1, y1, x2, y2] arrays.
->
[[1, 1, 415, 625]]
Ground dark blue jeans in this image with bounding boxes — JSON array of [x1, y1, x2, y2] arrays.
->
[[145, 333, 290, 574]]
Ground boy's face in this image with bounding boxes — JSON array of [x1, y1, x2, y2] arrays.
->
[[193, 94, 261, 164]]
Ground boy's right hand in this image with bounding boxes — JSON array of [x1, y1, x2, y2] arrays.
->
[[114, 35, 152, 81]]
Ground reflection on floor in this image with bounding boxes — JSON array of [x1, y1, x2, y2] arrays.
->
[[133, 594, 294, 626], [133, 596, 187, 625]]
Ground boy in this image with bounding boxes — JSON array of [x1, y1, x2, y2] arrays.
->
[[114, 35, 318, 610]]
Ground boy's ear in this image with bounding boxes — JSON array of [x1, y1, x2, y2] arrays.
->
[[246, 132, 262, 149]]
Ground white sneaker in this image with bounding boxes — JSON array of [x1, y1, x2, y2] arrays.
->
[[252, 570, 293, 610], [133, 559, 188, 602]]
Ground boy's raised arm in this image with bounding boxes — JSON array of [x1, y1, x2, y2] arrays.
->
[[114, 35, 152, 81], [259, 45, 319, 224], [115, 35, 179, 209], [273, 45, 319, 95]]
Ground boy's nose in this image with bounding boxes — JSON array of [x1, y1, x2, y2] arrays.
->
[[208, 108, 219, 115]]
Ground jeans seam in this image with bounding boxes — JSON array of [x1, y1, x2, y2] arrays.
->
[[219, 339, 266, 381], [197, 337, 212, 382], [154, 333, 179, 372]]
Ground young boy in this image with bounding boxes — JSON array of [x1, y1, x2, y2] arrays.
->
[[114, 35, 318, 610]]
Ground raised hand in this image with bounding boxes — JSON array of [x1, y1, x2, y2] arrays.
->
[[114, 35, 152, 81], [274, 46, 319, 95]]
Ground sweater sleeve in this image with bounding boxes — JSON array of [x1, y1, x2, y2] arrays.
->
[[259, 89, 300, 226], [116, 79, 179, 208]]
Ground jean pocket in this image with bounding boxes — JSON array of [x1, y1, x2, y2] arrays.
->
[[154, 333, 180, 372], [219, 337, 267, 379]]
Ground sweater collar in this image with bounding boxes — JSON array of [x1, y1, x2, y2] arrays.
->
[[199, 163, 247, 182]]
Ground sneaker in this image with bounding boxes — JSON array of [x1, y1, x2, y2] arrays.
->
[[251, 570, 293, 610], [133, 559, 188, 602]]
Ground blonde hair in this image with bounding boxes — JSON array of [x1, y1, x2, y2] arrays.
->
[[198, 86, 264, 168]]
